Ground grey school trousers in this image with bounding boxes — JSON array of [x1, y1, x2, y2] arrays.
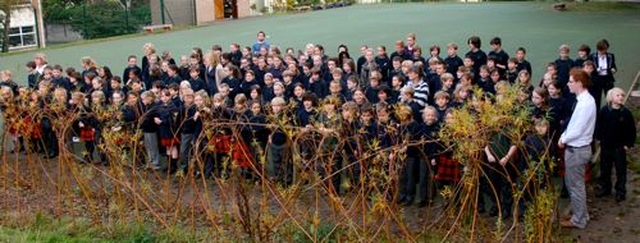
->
[[564, 145, 591, 229], [144, 132, 161, 168], [180, 133, 195, 171]]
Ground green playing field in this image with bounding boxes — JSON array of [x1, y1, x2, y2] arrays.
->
[[1, 2, 640, 89]]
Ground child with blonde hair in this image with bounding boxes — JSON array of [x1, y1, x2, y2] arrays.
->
[[595, 87, 636, 202]]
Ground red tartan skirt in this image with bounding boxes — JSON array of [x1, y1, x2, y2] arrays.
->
[[436, 154, 461, 183], [113, 134, 125, 145], [8, 123, 18, 135], [160, 137, 180, 148], [80, 128, 95, 142], [24, 117, 42, 139], [208, 135, 254, 169]]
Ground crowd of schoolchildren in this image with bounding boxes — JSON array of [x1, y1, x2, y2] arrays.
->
[[0, 31, 636, 220]]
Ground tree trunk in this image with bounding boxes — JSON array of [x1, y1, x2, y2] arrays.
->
[[2, 13, 10, 52]]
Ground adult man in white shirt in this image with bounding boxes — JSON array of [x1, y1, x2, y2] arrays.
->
[[558, 68, 596, 229]]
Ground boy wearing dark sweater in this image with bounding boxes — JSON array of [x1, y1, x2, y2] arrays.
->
[[595, 88, 636, 202]]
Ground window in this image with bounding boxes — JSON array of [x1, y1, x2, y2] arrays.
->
[[8, 25, 37, 49]]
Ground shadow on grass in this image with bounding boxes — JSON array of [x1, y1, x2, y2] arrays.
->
[[564, 2, 640, 12]]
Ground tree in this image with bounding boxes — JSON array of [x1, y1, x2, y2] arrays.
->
[[42, 0, 150, 40], [0, 0, 26, 52]]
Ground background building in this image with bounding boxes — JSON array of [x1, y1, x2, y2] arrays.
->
[[150, 0, 257, 26], [0, 1, 43, 51]]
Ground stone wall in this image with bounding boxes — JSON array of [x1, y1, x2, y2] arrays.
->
[[45, 24, 83, 44]]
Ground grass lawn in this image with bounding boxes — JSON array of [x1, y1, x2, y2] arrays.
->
[[1, 2, 639, 89]]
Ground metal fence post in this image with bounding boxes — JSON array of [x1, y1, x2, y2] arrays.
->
[[160, 0, 166, 24], [82, 0, 87, 38]]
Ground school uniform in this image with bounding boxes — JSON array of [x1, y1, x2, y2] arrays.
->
[[375, 55, 390, 81], [188, 106, 212, 177], [321, 70, 334, 83], [41, 100, 68, 158], [27, 71, 39, 89], [554, 57, 575, 93], [444, 55, 464, 76], [359, 120, 378, 150], [222, 76, 241, 98], [466, 49, 487, 78], [23, 103, 43, 154], [574, 57, 587, 69], [590, 52, 617, 108], [71, 104, 99, 163], [403, 100, 423, 124], [123, 65, 142, 82], [398, 120, 426, 206], [387, 68, 404, 86], [197, 63, 207, 81], [141, 67, 152, 89], [178, 104, 197, 172], [390, 51, 410, 64], [230, 50, 242, 67], [308, 79, 328, 99], [295, 107, 318, 127], [449, 100, 465, 110], [262, 85, 275, 104], [364, 86, 379, 104], [341, 72, 353, 86], [189, 77, 206, 93], [205, 65, 217, 95], [520, 84, 534, 95], [267, 112, 293, 186], [421, 121, 440, 186], [248, 111, 268, 154], [82, 68, 98, 80], [505, 69, 518, 84], [376, 119, 400, 168], [238, 80, 255, 98], [412, 57, 427, 66], [170, 95, 183, 110], [341, 118, 362, 186], [476, 77, 495, 96], [488, 50, 509, 75], [519, 132, 550, 213], [427, 74, 441, 103], [356, 56, 367, 75], [359, 61, 378, 87], [317, 112, 343, 194], [435, 139, 461, 184], [206, 106, 234, 176], [227, 109, 255, 172], [548, 96, 569, 137], [268, 66, 286, 81], [516, 59, 532, 77], [0, 98, 22, 152], [595, 105, 636, 201], [52, 76, 72, 91], [140, 101, 162, 169], [164, 74, 183, 86], [283, 80, 298, 99], [157, 101, 180, 153], [486, 130, 518, 218], [386, 88, 398, 102]]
